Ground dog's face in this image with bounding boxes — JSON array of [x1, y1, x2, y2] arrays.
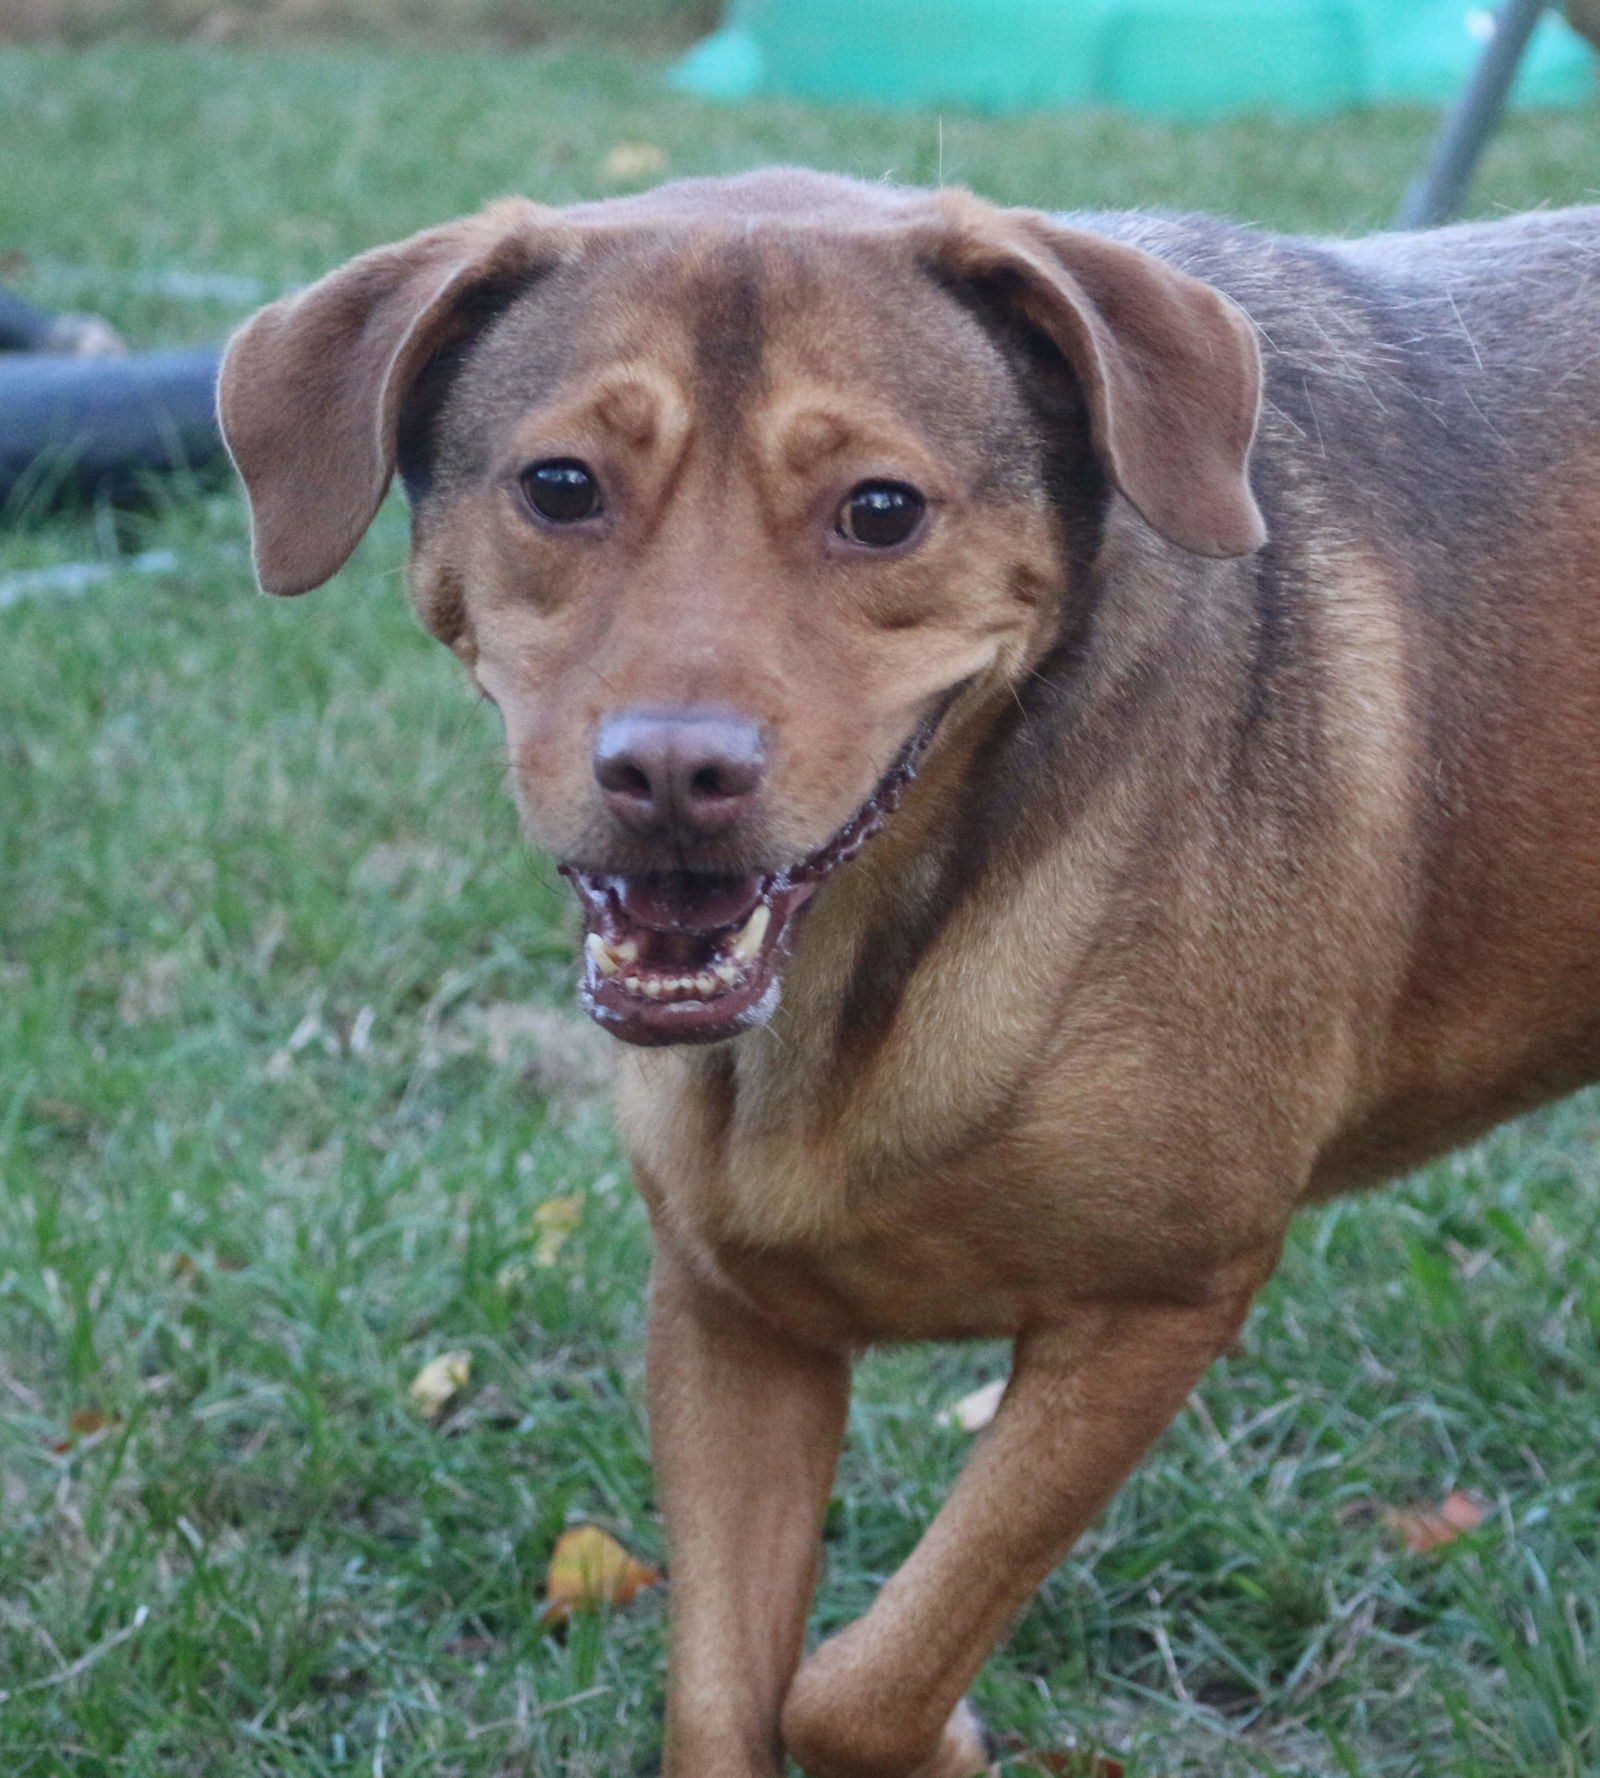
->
[[220, 170, 1264, 1045], [408, 220, 1069, 1046]]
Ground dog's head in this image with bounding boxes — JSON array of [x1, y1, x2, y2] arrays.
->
[[220, 169, 1263, 1046]]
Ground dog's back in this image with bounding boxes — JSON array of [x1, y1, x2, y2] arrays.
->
[[1074, 206, 1600, 1189]]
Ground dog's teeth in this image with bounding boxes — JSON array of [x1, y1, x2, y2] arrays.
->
[[643, 978, 664, 999], [614, 939, 639, 964], [586, 933, 619, 977], [695, 971, 716, 996], [624, 975, 642, 993], [731, 904, 771, 962], [713, 962, 741, 987]]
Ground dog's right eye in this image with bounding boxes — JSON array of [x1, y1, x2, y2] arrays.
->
[[520, 459, 603, 523], [837, 481, 925, 549]]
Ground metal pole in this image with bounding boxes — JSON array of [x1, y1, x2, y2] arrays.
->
[[1397, 0, 1550, 229]]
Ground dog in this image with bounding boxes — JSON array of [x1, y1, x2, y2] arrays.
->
[[217, 168, 1600, 1777]]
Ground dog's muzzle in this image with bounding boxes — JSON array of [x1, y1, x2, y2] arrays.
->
[[561, 723, 936, 1046]]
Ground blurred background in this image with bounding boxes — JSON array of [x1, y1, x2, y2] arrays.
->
[[3, 7, 1600, 1777], [3, 0, 716, 47]]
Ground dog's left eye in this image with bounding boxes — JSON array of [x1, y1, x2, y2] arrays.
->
[[521, 459, 603, 523], [837, 482, 925, 549]]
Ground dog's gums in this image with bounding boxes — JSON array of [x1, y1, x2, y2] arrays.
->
[[563, 722, 935, 1045]]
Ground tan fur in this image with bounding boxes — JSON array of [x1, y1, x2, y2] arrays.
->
[[218, 171, 1600, 1776]]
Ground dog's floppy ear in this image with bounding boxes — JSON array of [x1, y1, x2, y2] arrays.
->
[[218, 198, 568, 596], [934, 194, 1266, 559]]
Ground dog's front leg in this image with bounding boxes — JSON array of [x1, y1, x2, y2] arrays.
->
[[649, 1237, 851, 1778], [780, 1255, 1273, 1778]]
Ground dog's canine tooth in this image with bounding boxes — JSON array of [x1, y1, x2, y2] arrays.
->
[[586, 932, 619, 976], [731, 904, 770, 962]]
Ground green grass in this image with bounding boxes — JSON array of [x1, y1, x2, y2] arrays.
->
[[3, 0, 718, 53], [3, 40, 1600, 1778]]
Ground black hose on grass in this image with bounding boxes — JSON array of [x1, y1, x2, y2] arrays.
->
[[0, 286, 62, 353], [0, 346, 226, 516]]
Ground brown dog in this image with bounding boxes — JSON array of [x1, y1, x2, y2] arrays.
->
[[218, 169, 1600, 1776]]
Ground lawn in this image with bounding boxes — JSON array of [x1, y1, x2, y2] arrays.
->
[[3, 39, 1600, 1778]]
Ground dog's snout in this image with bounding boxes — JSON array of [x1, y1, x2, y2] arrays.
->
[[594, 708, 766, 841]]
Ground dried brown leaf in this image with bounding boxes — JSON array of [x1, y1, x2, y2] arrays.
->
[[51, 1407, 121, 1451], [1383, 1489, 1486, 1553], [1028, 1757, 1125, 1778], [998, 1733, 1124, 1778]]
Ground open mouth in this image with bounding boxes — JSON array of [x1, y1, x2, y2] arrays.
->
[[561, 724, 934, 1046]]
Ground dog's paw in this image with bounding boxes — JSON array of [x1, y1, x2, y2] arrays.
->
[[783, 1656, 993, 1778], [906, 1699, 997, 1778]]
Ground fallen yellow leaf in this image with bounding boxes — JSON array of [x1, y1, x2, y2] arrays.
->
[[533, 1195, 583, 1266], [496, 1259, 529, 1292], [409, 1350, 471, 1421], [540, 1525, 661, 1626]]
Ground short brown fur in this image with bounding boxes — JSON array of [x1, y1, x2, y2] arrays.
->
[[219, 170, 1600, 1776]]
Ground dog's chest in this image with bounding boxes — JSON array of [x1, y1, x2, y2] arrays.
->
[[617, 1043, 1234, 1346]]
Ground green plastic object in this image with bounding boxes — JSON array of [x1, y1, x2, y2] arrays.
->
[[670, 0, 1594, 118]]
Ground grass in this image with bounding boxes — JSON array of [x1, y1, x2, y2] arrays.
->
[[3, 38, 1600, 1778], [1, 0, 718, 53]]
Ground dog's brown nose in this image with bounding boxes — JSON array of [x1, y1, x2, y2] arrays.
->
[[594, 709, 765, 841]]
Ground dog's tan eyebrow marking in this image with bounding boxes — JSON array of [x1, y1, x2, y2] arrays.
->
[[778, 410, 852, 471], [595, 378, 663, 446], [754, 389, 979, 511], [590, 368, 691, 456], [497, 362, 692, 486]]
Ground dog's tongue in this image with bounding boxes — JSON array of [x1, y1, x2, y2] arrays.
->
[[611, 871, 766, 934]]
